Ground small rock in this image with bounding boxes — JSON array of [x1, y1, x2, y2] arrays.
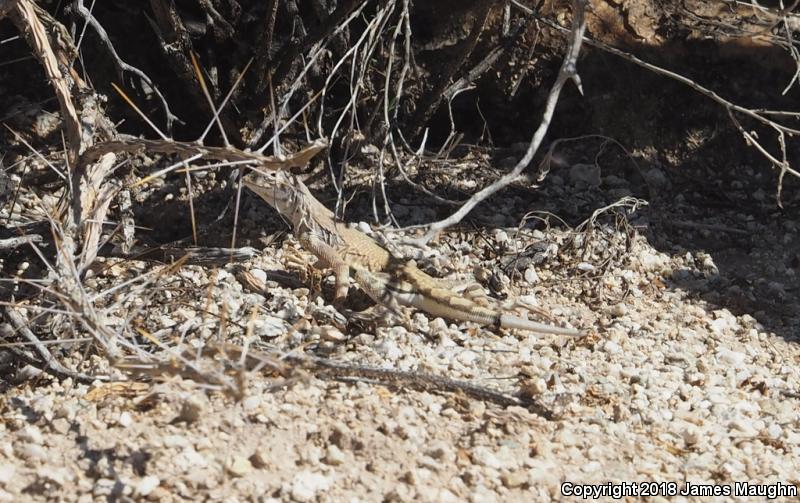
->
[[135, 476, 160, 497], [50, 418, 70, 435], [767, 281, 785, 295], [250, 269, 268, 285], [117, 411, 133, 428], [425, 442, 451, 462], [39, 466, 71, 487], [603, 340, 622, 355], [225, 456, 253, 477], [16, 443, 47, 461], [250, 450, 269, 469], [524, 267, 538, 284], [700, 254, 719, 276], [242, 395, 262, 412], [640, 252, 666, 271], [729, 418, 757, 437], [92, 478, 116, 497], [375, 340, 403, 361], [519, 378, 547, 397], [766, 423, 782, 439], [175, 394, 207, 424], [30, 396, 54, 421], [323, 445, 346, 466], [681, 427, 699, 446], [716, 348, 746, 367], [470, 447, 501, 470], [290, 471, 331, 502], [55, 402, 78, 421], [175, 447, 208, 471], [643, 167, 668, 188], [163, 435, 189, 448], [610, 303, 627, 317], [468, 400, 486, 418], [17, 425, 43, 445], [581, 461, 602, 473], [501, 470, 528, 488], [0, 464, 15, 485], [319, 326, 346, 342], [146, 486, 170, 501], [456, 350, 479, 366]]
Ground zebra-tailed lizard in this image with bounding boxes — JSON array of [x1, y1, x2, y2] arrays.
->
[[243, 168, 583, 337]]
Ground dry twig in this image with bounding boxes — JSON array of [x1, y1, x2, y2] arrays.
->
[[409, 0, 588, 246]]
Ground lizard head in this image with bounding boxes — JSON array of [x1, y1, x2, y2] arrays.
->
[[243, 168, 294, 208], [241, 168, 309, 226], [240, 138, 328, 209]]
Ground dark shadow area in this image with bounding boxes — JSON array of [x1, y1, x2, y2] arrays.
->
[[395, 38, 800, 342]]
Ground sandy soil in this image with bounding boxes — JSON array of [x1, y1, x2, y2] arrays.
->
[[1, 151, 798, 502]]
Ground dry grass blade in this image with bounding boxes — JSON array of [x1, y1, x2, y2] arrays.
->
[[190, 51, 229, 147], [6, 0, 82, 166], [2, 305, 107, 383]]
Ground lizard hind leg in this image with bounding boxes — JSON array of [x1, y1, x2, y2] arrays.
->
[[455, 281, 494, 307], [509, 298, 558, 324]]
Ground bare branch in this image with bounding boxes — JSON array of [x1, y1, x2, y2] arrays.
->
[[411, 0, 588, 246], [7, 0, 82, 166], [2, 305, 107, 383], [74, 0, 180, 132]]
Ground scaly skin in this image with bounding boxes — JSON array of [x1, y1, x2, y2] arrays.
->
[[243, 168, 583, 336]]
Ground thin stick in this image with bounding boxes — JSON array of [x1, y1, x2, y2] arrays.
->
[[74, 0, 179, 131], [3, 305, 107, 383], [190, 51, 229, 147]]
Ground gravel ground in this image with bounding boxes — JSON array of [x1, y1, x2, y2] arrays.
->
[[1, 159, 798, 502]]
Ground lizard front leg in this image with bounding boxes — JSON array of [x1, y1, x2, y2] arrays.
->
[[298, 231, 351, 303]]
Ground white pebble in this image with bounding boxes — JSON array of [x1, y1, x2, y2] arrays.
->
[[470, 447, 502, 469], [243, 395, 262, 412], [324, 445, 346, 466], [117, 411, 133, 428], [17, 425, 43, 445], [766, 423, 783, 439], [135, 476, 160, 497], [610, 303, 627, 317], [290, 471, 331, 502], [225, 456, 253, 477], [0, 465, 15, 484], [250, 269, 267, 284], [716, 348, 746, 367], [375, 340, 403, 361], [603, 340, 622, 355]]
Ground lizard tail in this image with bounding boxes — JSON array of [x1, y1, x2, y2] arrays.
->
[[499, 314, 584, 337]]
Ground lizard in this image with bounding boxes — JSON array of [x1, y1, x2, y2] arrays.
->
[[242, 167, 583, 337]]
